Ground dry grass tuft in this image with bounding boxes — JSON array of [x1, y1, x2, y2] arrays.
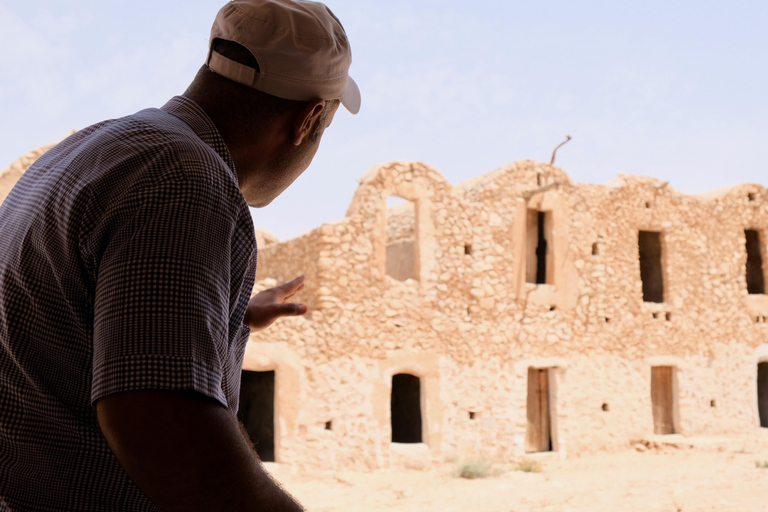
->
[[514, 458, 543, 473], [457, 458, 492, 479]]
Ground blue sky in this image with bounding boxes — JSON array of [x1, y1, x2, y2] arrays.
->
[[1, 0, 766, 241]]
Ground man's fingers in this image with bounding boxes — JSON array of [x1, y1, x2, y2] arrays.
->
[[281, 282, 305, 302], [272, 302, 307, 318], [275, 275, 305, 301]]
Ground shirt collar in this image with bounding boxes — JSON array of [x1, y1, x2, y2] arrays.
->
[[160, 96, 237, 181]]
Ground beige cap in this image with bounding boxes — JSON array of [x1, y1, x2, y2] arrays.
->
[[207, 0, 360, 114]]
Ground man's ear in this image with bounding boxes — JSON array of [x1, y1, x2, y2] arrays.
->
[[292, 99, 326, 146]]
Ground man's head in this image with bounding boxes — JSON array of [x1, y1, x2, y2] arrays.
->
[[185, 0, 359, 207]]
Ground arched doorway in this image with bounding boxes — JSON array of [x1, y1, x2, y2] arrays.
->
[[391, 373, 423, 443]]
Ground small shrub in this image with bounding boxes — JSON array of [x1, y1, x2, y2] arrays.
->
[[514, 458, 542, 473], [755, 460, 768, 469], [457, 458, 492, 479]]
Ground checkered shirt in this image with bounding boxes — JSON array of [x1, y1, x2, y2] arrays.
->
[[0, 96, 257, 511]]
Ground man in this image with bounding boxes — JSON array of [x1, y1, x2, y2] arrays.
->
[[0, 0, 359, 510]]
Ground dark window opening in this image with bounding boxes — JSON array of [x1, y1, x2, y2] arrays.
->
[[536, 212, 547, 284], [325, 421, 332, 430], [645, 201, 652, 209], [464, 244, 472, 255], [710, 399, 716, 408], [391, 373, 423, 443], [592, 242, 599, 256], [604, 317, 611, 323], [601, 403, 610, 412], [652, 312, 659, 319], [526, 210, 553, 285], [651, 366, 676, 435], [525, 368, 553, 452], [550, 306, 556, 311], [745, 230, 765, 294], [665, 312, 672, 321], [237, 370, 276, 462], [639, 231, 665, 303], [469, 411, 476, 420], [749, 193, 757, 202], [758, 362, 768, 427]]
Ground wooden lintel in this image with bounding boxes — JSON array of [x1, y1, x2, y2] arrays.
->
[[523, 181, 561, 200]]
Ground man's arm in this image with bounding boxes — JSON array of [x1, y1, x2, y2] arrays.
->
[[97, 389, 304, 512]]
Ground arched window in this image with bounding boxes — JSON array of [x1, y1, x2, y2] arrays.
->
[[385, 196, 418, 281]]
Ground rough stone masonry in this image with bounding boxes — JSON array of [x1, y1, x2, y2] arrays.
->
[[4, 147, 768, 471]]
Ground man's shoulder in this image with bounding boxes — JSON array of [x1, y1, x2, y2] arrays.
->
[[106, 107, 222, 166], [77, 107, 236, 195]]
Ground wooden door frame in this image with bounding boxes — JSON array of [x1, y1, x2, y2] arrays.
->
[[518, 360, 565, 455], [645, 357, 682, 435], [525, 367, 553, 452], [651, 366, 676, 435]]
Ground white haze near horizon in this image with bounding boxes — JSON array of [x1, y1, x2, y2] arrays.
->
[[1, 0, 766, 242]]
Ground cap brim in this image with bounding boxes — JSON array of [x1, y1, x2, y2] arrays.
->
[[340, 75, 361, 115]]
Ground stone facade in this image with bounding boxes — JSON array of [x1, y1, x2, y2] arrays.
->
[[249, 159, 768, 470], [4, 146, 768, 471]]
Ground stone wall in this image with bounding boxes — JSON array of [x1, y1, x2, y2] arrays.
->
[[4, 142, 767, 470], [250, 160, 768, 469]]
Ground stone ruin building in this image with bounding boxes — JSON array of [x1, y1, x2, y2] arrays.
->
[[3, 147, 768, 471]]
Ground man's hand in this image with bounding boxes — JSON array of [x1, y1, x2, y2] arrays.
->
[[243, 275, 307, 331]]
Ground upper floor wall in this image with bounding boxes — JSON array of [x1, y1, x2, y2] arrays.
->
[[255, 159, 768, 357], [4, 141, 768, 358]]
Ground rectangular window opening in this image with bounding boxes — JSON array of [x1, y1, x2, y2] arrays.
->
[[745, 229, 765, 294], [385, 196, 418, 281], [526, 210, 553, 285], [237, 370, 276, 462], [651, 366, 676, 435], [639, 231, 665, 303], [525, 367, 553, 453]]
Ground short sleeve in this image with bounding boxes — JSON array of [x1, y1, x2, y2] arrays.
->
[[91, 176, 239, 407]]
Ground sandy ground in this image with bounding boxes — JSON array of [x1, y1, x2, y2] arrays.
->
[[266, 430, 768, 512]]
